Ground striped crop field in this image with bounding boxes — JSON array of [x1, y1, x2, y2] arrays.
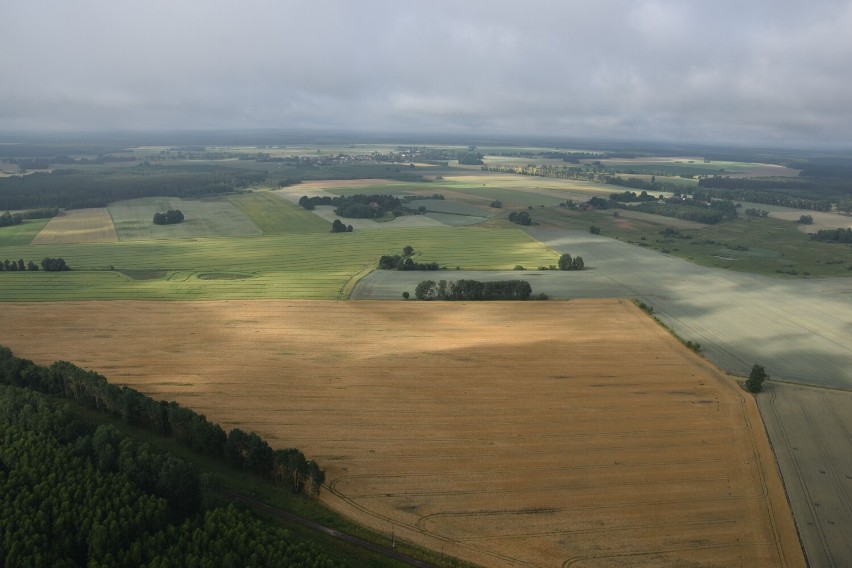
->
[[108, 196, 263, 240], [32, 208, 118, 244], [227, 191, 330, 234], [0, 226, 558, 300]]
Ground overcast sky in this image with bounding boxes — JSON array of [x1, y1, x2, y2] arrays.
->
[[2, 0, 851, 147]]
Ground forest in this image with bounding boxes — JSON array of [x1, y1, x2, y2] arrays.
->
[[0, 381, 336, 566]]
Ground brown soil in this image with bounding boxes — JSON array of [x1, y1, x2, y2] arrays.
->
[[0, 299, 804, 568]]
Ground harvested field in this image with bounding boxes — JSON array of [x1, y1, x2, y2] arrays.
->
[[757, 382, 852, 568], [32, 208, 118, 244], [0, 299, 804, 568]]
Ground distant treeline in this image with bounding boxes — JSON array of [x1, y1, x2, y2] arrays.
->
[[298, 193, 403, 219], [0, 346, 323, 497], [696, 177, 834, 211], [1, 208, 59, 227], [810, 228, 852, 243], [0, 374, 337, 566], [0, 257, 69, 272], [630, 202, 733, 224], [0, 166, 266, 210], [414, 279, 532, 300]]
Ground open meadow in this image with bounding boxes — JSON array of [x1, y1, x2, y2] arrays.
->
[[0, 299, 804, 568]]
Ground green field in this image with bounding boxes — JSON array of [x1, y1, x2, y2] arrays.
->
[[0, 219, 51, 246], [227, 191, 330, 234], [534, 206, 852, 276], [0, 227, 558, 300], [108, 196, 263, 240]]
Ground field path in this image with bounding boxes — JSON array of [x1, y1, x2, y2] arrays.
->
[[0, 299, 804, 568]]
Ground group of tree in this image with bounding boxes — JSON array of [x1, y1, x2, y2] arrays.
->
[[330, 219, 353, 233], [0, 346, 322, 498], [696, 177, 834, 211], [630, 202, 732, 224], [378, 245, 441, 271], [414, 279, 532, 301], [743, 208, 769, 217], [745, 364, 769, 393], [298, 193, 403, 219], [797, 214, 814, 224], [0, 166, 266, 210], [508, 211, 533, 225], [0, 257, 68, 272], [609, 190, 657, 203], [0, 382, 338, 567], [0, 211, 22, 227], [810, 228, 852, 243], [152, 209, 184, 225], [557, 253, 585, 270]]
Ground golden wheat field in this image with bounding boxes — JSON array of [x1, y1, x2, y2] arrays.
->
[[0, 299, 803, 568], [31, 208, 118, 244]]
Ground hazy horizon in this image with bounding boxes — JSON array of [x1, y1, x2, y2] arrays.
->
[[3, 1, 852, 149]]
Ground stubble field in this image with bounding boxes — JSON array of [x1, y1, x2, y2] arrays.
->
[[0, 299, 803, 568]]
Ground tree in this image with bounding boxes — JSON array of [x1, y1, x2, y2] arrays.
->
[[402, 291, 409, 300], [331, 219, 349, 233], [558, 254, 573, 270], [402, 245, 414, 257], [745, 364, 768, 393]]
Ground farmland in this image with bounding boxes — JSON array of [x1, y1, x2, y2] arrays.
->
[[3, 138, 852, 566], [0, 299, 805, 568]]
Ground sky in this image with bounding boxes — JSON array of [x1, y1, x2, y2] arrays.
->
[[2, 0, 852, 147]]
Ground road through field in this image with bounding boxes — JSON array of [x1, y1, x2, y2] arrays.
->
[[353, 229, 852, 390]]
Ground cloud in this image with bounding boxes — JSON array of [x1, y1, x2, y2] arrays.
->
[[2, 0, 851, 147]]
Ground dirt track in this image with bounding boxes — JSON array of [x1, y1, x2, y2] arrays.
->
[[0, 299, 804, 567]]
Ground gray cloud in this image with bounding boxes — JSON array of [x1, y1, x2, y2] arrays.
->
[[2, 0, 851, 146]]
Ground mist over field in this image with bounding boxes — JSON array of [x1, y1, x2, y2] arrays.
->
[[2, 0, 852, 147]]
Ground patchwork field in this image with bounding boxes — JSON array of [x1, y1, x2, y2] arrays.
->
[[0, 299, 804, 568], [32, 208, 118, 244]]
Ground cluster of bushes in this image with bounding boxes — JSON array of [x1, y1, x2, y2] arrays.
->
[[0, 257, 69, 272], [298, 193, 403, 219], [0, 346, 323, 497], [153, 209, 184, 225], [811, 228, 852, 243], [414, 279, 532, 301], [557, 253, 585, 270], [331, 219, 353, 233], [508, 211, 532, 225], [378, 245, 441, 270], [0, 383, 337, 567]]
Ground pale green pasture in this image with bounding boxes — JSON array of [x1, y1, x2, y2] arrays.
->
[[227, 191, 329, 234], [108, 197, 262, 240], [0, 219, 51, 246], [0, 227, 558, 300]]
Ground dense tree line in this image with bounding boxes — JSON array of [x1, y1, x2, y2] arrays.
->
[[0, 346, 322, 497], [298, 193, 403, 219], [0, 211, 22, 227], [378, 245, 441, 270], [0, 258, 68, 272], [0, 166, 266, 210], [810, 228, 852, 243], [630, 202, 731, 224], [414, 279, 532, 300], [481, 164, 684, 194], [0, 384, 338, 567], [152, 209, 185, 225], [610, 190, 657, 203], [696, 177, 834, 211]]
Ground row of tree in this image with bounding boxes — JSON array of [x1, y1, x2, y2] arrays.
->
[[378, 245, 441, 270], [810, 228, 852, 243], [0, 257, 69, 272], [414, 279, 532, 300], [298, 193, 403, 219], [0, 346, 323, 496], [508, 211, 533, 225], [558, 253, 585, 270], [331, 219, 353, 233]]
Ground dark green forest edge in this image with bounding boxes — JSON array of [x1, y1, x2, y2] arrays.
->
[[0, 345, 438, 568]]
